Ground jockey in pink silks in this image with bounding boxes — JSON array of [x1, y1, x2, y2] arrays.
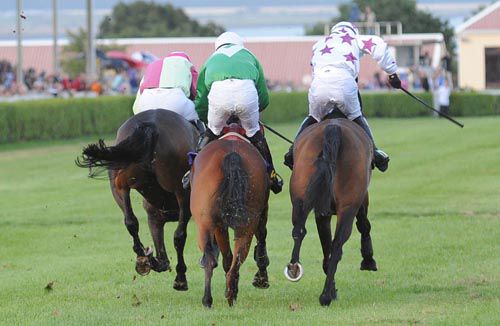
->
[[284, 21, 402, 172], [133, 51, 204, 131]]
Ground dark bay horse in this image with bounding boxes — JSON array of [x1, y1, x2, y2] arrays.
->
[[189, 126, 271, 308], [284, 118, 378, 306], [76, 109, 198, 290]]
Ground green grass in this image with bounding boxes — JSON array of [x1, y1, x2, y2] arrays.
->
[[0, 117, 499, 325]]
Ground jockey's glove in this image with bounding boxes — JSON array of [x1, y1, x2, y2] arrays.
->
[[389, 73, 401, 89]]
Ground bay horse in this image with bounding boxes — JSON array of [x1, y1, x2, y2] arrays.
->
[[284, 118, 378, 306], [189, 124, 271, 308], [76, 109, 198, 291]]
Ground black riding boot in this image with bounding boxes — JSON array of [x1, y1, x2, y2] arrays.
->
[[250, 131, 283, 194], [182, 128, 218, 190], [283, 115, 317, 170], [353, 116, 389, 172]]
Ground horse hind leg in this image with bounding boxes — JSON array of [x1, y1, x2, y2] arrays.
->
[[253, 203, 270, 289], [226, 231, 253, 306], [315, 212, 333, 275], [143, 199, 171, 273], [110, 170, 149, 274], [356, 198, 377, 271], [285, 199, 308, 282], [319, 206, 357, 306], [200, 230, 218, 308], [172, 191, 191, 291], [214, 227, 233, 274]]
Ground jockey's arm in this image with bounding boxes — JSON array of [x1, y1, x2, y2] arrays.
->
[[255, 60, 270, 112], [132, 77, 144, 115], [358, 35, 398, 75], [190, 65, 199, 101], [194, 65, 209, 123]]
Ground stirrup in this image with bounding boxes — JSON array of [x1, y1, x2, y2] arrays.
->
[[182, 171, 191, 190], [269, 170, 283, 194], [374, 149, 389, 172]]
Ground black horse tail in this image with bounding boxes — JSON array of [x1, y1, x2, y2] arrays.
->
[[75, 123, 158, 178], [218, 152, 249, 229], [304, 124, 342, 216]]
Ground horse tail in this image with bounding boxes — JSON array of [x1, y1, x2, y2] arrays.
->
[[304, 124, 342, 216], [75, 123, 158, 178], [218, 152, 249, 229]]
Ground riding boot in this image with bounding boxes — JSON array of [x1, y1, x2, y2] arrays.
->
[[182, 128, 218, 190], [353, 116, 390, 172], [249, 131, 283, 194], [283, 115, 317, 170]]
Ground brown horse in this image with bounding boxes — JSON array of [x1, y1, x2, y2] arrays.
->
[[76, 109, 198, 290], [284, 118, 378, 306], [189, 125, 271, 308]]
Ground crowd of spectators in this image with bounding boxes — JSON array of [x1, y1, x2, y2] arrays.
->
[[0, 60, 142, 101]]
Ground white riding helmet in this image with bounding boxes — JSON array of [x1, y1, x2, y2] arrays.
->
[[331, 21, 359, 35], [215, 32, 244, 50]]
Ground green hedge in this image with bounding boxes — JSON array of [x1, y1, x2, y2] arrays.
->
[[0, 92, 498, 144], [263, 91, 500, 122], [0, 96, 134, 144]]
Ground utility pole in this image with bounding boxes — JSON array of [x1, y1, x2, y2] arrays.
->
[[16, 0, 23, 86], [52, 0, 59, 74], [86, 0, 96, 79]]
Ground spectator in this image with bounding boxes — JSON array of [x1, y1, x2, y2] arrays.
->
[[362, 6, 376, 34], [434, 70, 451, 116], [349, 4, 361, 22]]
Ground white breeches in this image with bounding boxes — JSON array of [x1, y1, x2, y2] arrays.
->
[[308, 67, 361, 121], [133, 87, 199, 121], [207, 79, 260, 137]]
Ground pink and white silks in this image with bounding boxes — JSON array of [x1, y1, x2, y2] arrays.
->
[[133, 52, 199, 121]]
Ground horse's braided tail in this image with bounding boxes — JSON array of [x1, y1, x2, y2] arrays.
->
[[218, 152, 249, 229], [75, 123, 158, 178], [305, 124, 342, 216]]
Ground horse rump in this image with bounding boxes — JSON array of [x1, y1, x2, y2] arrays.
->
[[75, 123, 158, 178], [217, 152, 249, 229], [304, 124, 342, 216]]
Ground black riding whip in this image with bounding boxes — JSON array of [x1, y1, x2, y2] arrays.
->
[[400, 87, 464, 128], [260, 121, 293, 144]]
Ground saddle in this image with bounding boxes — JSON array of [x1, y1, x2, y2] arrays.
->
[[322, 106, 348, 121], [220, 123, 251, 143]]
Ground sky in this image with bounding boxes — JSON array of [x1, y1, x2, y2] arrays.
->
[[0, 0, 493, 40]]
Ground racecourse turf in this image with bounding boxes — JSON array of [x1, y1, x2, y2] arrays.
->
[[0, 117, 499, 325]]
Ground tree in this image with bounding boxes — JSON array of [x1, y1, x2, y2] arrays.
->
[[99, 1, 225, 38], [61, 28, 87, 78], [61, 28, 124, 78], [306, 0, 454, 55]]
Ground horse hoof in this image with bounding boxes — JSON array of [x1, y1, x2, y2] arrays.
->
[[202, 296, 213, 308], [135, 256, 151, 276], [319, 293, 332, 306], [252, 271, 270, 289], [284, 263, 303, 282], [252, 277, 270, 289], [360, 258, 378, 271], [154, 260, 171, 273], [173, 279, 188, 291]]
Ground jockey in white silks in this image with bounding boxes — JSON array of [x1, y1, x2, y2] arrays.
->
[[284, 21, 402, 172]]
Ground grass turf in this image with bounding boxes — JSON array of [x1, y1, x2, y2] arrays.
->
[[0, 117, 499, 324]]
